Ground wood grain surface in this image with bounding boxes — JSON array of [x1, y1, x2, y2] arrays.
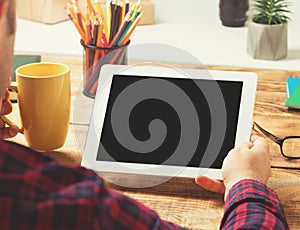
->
[[9, 55, 300, 229]]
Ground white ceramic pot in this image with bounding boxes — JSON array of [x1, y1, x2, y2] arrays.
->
[[247, 21, 288, 60]]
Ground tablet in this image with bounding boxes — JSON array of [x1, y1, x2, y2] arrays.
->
[[82, 64, 257, 180]]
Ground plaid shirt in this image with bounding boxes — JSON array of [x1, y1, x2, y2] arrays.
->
[[221, 180, 289, 229], [0, 140, 288, 230]]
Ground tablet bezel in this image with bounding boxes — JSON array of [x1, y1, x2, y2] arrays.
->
[[82, 64, 257, 180]]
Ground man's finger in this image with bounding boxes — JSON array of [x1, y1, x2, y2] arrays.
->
[[0, 117, 5, 128], [0, 126, 18, 139], [250, 134, 262, 143], [250, 135, 269, 151], [0, 92, 13, 115], [195, 175, 225, 194], [240, 141, 253, 150]]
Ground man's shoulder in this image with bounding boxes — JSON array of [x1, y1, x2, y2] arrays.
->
[[0, 139, 56, 166], [0, 140, 103, 185]]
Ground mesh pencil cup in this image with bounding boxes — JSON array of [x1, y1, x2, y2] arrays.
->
[[80, 39, 130, 98]]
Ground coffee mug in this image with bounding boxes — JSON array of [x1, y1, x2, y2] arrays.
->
[[1, 62, 71, 151]]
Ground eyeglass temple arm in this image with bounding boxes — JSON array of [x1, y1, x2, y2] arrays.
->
[[253, 122, 281, 143]]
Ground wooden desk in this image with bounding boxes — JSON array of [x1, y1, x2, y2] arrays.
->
[[9, 55, 300, 230]]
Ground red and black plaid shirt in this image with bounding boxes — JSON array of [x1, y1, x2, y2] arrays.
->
[[0, 140, 288, 229]]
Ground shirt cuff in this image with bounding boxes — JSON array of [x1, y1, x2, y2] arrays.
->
[[225, 179, 280, 211], [223, 179, 288, 229]]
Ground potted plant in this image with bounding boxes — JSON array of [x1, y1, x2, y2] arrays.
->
[[247, 0, 291, 60]]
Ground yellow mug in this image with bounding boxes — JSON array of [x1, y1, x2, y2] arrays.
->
[[1, 62, 71, 151]]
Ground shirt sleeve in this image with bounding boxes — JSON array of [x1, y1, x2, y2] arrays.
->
[[0, 140, 186, 230], [95, 186, 187, 230], [221, 179, 289, 230]]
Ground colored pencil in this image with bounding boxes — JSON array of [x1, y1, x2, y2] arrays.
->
[[125, 0, 129, 15], [67, 0, 142, 48], [72, 0, 85, 31], [94, 0, 108, 36], [120, 11, 143, 45], [92, 19, 104, 76], [86, 0, 96, 16], [106, 0, 112, 41], [109, 14, 130, 46], [67, 7, 86, 40], [66, 0, 143, 96], [109, 0, 117, 42]]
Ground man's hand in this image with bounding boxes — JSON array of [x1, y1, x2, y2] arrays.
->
[[0, 89, 18, 139], [195, 135, 271, 200]]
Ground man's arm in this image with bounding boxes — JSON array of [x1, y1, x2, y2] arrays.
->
[[0, 140, 186, 230], [221, 179, 289, 229], [95, 185, 187, 230], [196, 135, 289, 229]]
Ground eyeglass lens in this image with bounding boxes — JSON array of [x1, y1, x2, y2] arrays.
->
[[281, 137, 300, 158]]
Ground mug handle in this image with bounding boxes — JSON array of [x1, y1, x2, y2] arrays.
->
[[0, 82, 24, 134]]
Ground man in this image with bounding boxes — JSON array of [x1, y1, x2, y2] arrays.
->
[[0, 0, 18, 139], [0, 0, 289, 229]]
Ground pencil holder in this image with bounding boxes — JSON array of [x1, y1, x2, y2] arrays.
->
[[80, 39, 130, 98]]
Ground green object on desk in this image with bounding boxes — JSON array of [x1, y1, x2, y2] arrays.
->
[[285, 83, 300, 109], [12, 54, 41, 81]]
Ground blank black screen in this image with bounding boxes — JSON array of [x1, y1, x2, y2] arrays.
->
[[96, 75, 243, 169]]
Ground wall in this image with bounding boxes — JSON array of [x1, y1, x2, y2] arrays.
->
[[151, 0, 299, 27]]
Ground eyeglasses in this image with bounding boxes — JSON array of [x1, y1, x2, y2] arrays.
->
[[253, 122, 300, 159]]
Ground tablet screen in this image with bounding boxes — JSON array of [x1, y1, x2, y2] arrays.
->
[[96, 74, 243, 169]]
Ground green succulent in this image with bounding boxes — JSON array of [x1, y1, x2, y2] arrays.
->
[[252, 0, 291, 25]]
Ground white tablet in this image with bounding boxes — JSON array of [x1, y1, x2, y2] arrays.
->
[[82, 64, 257, 180]]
